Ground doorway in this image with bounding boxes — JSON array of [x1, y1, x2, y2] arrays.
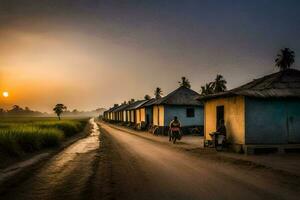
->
[[216, 105, 224, 129]]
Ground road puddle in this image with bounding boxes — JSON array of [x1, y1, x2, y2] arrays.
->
[[52, 118, 100, 167]]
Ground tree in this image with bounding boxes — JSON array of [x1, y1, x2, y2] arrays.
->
[[200, 82, 214, 96], [275, 48, 295, 71], [144, 94, 151, 100], [53, 104, 67, 120], [128, 99, 135, 104], [178, 76, 191, 88], [212, 74, 227, 93], [154, 87, 163, 99]]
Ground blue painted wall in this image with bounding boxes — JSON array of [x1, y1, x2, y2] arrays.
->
[[245, 97, 300, 144], [164, 105, 204, 127], [145, 107, 153, 124]]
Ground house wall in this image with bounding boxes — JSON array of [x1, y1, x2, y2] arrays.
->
[[123, 111, 127, 122], [245, 97, 300, 144], [130, 110, 135, 122], [153, 105, 164, 126], [140, 108, 146, 122], [135, 109, 141, 124], [135, 108, 146, 124], [145, 107, 153, 124], [204, 96, 245, 144], [164, 105, 204, 127]]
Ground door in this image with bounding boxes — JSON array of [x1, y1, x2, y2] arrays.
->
[[287, 100, 300, 143], [216, 105, 224, 129]]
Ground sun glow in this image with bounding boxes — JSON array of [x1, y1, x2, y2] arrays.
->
[[3, 91, 9, 98]]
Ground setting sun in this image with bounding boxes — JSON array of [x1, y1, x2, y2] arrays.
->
[[3, 91, 9, 98]]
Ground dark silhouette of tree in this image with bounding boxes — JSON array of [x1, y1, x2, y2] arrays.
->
[[113, 104, 119, 107], [154, 87, 163, 99], [275, 48, 295, 71], [0, 108, 5, 115], [72, 109, 79, 113], [212, 74, 227, 93], [10, 105, 23, 113], [144, 94, 151, 100], [53, 104, 67, 120], [128, 99, 135, 104], [178, 76, 191, 88], [200, 82, 214, 96]]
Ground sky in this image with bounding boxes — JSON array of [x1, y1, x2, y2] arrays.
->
[[0, 0, 300, 112]]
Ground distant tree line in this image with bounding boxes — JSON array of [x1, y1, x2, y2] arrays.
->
[[0, 105, 106, 118], [0, 105, 45, 116]]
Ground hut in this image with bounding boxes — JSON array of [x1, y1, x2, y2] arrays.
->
[[199, 69, 300, 153], [138, 98, 157, 127], [108, 105, 122, 121], [112, 104, 130, 122], [150, 86, 204, 134], [103, 110, 108, 120], [125, 100, 148, 125]]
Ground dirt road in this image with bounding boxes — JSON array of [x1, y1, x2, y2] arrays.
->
[[1, 121, 299, 200]]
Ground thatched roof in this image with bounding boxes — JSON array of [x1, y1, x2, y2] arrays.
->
[[125, 100, 149, 110], [151, 86, 202, 106], [199, 68, 300, 100]]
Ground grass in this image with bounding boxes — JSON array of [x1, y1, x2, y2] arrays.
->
[[0, 117, 88, 156]]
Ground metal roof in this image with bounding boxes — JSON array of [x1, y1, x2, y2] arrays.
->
[[199, 68, 300, 100], [152, 86, 203, 106]]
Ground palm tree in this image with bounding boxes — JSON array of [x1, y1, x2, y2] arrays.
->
[[144, 94, 151, 100], [200, 82, 214, 96], [53, 104, 67, 120], [212, 74, 227, 93], [275, 48, 295, 71], [178, 76, 191, 88], [154, 87, 163, 99]]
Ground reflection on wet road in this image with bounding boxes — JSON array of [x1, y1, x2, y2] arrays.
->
[[1, 118, 101, 200]]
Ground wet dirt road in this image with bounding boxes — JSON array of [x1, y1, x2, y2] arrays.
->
[[1, 121, 300, 200]]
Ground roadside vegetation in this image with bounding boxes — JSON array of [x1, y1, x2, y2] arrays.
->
[[0, 117, 87, 156]]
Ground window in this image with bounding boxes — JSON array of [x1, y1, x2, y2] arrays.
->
[[186, 108, 195, 118]]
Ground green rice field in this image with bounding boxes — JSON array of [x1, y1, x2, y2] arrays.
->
[[0, 117, 88, 156]]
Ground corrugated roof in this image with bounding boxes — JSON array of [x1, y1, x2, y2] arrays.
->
[[152, 86, 202, 106], [141, 98, 158, 107], [112, 104, 131, 112], [199, 68, 300, 100], [107, 105, 122, 113], [125, 100, 149, 110]]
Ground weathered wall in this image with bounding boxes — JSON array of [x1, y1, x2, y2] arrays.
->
[[204, 96, 245, 144], [164, 105, 203, 127], [245, 98, 300, 144], [153, 105, 164, 126]]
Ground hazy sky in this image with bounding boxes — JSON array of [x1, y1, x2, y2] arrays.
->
[[0, 0, 300, 112]]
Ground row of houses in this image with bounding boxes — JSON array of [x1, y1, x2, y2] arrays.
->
[[103, 86, 204, 134], [103, 69, 300, 153]]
